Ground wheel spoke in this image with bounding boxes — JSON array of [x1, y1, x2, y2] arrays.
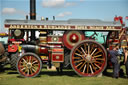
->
[[76, 62, 83, 67], [94, 61, 103, 65], [91, 48, 97, 56], [20, 61, 26, 66], [87, 63, 89, 74], [32, 60, 38, 64], [93, 51, 102, 56], [95, 58, 105, 61], [76, 49, 83, 54], [29, 56, 31, 63], [74, 53, 84, 59], [79, 62, 86, 70], [81, 47, 87, 55], [32, 67, 36, 72], [33, 63, 39, 67], [25, 68, 28, 73], [84, 44, 87, 53], [90, 65, 94, 74], [30, 68, 33, 75], [82, 64, 86, 73], [21, 67, 26, 71], [19, 64, 26, 68], [26, 56, 29, 62], [94, 55, 102, 57], [90, 44, 94, 54], [22, 58, 27, 64], [90, 63, 96, 72], [75, 53, 83, 57], [74, 59, 84, 63], [27, 69, 30, 75], [73, 57, 81, 59], [94, 63, 101, 69], [88, 44, 90, 54]]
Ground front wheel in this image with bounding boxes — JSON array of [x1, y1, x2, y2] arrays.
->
[[17, 52, 42, 77], [70, 40, 107, 77]]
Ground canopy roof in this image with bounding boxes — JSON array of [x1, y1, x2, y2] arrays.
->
[[4, 19, 122, 31]]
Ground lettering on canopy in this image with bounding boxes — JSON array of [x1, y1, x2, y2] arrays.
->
[[5, 24, 121, 30]]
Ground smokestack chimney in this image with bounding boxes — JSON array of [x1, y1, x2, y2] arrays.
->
[[53, 16, 55, 20], [30, 0, 36, 20], [26, 15, 28, 20], [30, 0, 36, 41]]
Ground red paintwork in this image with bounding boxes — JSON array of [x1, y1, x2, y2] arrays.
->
[[52, 48, 63, 52], [69, 33, 79, 43], [114, 16, 119, 22], [49, 53, 52, 61], [70, 26, 75, 29], [4, 24, 10, 28], [109, 46, 113, 50], [52, 53, 64, 62], [47, 36, 62, 43], [63, 31, 85, 50], [8, 39, 24, 42], [8, 39, 24, 52], [8, 44, 18, 52], [39, 47, 48, 54], [108, 39, 119, 43], [114, 16, 123, 24], [119, 16, 123, 24]]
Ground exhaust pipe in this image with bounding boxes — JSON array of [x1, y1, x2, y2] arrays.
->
[[30, 0, 36, 20], [30, 0, 36, 41]]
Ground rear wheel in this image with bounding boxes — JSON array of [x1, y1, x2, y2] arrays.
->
[[10, 53, 18, 70], [70, 40, 107, 77], [17, 53, 42, 77]]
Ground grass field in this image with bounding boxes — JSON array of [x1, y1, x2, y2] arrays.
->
[[0, 65, 128, 85]]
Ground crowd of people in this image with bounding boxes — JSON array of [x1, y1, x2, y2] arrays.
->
[[107, 44, 128, 79]]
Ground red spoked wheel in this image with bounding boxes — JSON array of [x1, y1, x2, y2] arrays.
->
[[17, 53, 42, 77], [70, 40, 107, 77]]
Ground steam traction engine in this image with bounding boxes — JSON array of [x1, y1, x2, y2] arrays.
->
[[3, 0, 128, 77], [5, 17, 127, 77]]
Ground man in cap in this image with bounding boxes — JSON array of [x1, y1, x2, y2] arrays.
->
[[108, 44, 120, 79]]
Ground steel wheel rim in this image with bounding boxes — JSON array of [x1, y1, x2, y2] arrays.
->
[[70, 40, 107, 77], [18, 54, 41, 77]]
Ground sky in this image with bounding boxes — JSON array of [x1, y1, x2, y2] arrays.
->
[[0, 0, 128, 32]]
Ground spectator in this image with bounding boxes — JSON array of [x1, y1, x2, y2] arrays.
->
[[108, 44, 119, 79], [124, 48, 128, 78]]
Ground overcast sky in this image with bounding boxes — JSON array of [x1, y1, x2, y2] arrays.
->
[[0, 0, 128, 32]]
